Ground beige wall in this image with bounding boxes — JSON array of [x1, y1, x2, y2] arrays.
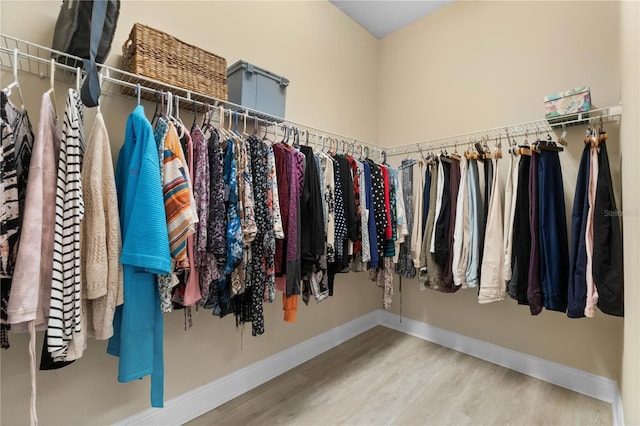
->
[[620, 1, 640, 424], [0, 1, 382, 425], [378, 0, 625, 382], [1, 0, 638, 424]]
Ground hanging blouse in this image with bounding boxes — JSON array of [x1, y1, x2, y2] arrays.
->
[[285, 148, 305, 297], [363, 161, 379, 269], [1, 92, 34, 348], [322, 154, 336, 263], [368, 161, 387, 264], [191, 125, 219, 303], [47, 89, 86, 360], [247, 135, 270, 336], [223, 139, 243, 275], [268, 146, 284, 240], [206, 129, 226, 261], [332, 156, 347, 263], [263, 144, 277, 302], [358, 160, 371, 264]]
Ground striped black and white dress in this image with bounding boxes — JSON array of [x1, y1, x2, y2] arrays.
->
[[47, 89, 85, 359]]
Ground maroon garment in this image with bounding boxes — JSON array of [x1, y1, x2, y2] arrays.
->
[[346, 155, 362, 254], [527, 152, 542, 315], [273, 143, 289, 277], [442, 158, 461, 292]]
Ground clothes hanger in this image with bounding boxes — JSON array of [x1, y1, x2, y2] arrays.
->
[[96, 71, 103, 115], [135, 83, 141, 105], [152, 91, 161, 126], [191, 99, 198, 130], [75, 66, 81, 93], [46, 58, 58, 117], [3, 48, 26, 110], [252, 115, 258, 136], [598, 116, 608, 145]]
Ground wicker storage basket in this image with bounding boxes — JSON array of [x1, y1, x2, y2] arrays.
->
[[121, 23, 227, 102]]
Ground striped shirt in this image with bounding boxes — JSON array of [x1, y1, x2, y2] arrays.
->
[[162, 123, 194, 263], [47, 89, 85, 359]]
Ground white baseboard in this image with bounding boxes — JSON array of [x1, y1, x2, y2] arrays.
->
[[612, 387, 625, 426], [118, 309, 624, 425], [115, 311, 378, 426], [377, 310, 623, 424]]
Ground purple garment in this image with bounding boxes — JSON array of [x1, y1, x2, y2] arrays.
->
[[527, 152, 542, 315], [285, 149, 304, 296]]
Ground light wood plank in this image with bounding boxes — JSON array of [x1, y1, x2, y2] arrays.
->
[[187, 326, 612, 426]]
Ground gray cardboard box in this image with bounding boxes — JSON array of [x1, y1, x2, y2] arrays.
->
[[227, 60, 289, 119]]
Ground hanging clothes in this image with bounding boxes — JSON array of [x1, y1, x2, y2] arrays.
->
[[410, 161, 424, 266], [527, 152, 543, 315], [364, 161, 379, 270], [592, 140, 624, 316], [46, 89, 86, 361], [452, 157, 469, 288], [420, 161, 444, 290], [502, 150, 520, 286], [397, 159, 415, 278], [300, 145, 324, 276], [0, 97, 21, 349], [465, 159, 482, 288], [108, 105, 172, 408], [192, 125, 218, 304], [567, 145, 591, 318], [442, 157, 461, 293], [434, 158, 451, 267], [537, 147, 570, 313], [509, 154, 531, 304], [8, 92, 60, 334], [66, 111, 123, 361], [479, 156, 505, 303]]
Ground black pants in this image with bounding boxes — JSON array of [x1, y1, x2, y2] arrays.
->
[[593, 141, 624, 316], [567, 145, 590, 318]]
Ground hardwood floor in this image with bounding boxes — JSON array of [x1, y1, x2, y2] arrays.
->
[[186, 326, 612, 425]]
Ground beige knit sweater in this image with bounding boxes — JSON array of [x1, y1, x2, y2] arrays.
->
[[67, 112, 123, 360]]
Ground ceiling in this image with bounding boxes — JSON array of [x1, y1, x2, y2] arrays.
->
[[330, 0, 453, 39]]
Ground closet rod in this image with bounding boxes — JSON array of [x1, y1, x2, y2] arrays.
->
[[0, 33, 383, 157], [388, 105, 622, 157]]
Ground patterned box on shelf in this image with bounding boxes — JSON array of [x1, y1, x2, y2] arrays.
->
[[121, 23, 227, 102], [544, 86, 591, 120]]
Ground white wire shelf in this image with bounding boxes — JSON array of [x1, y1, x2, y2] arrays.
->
[[0, 33, 383, 156]]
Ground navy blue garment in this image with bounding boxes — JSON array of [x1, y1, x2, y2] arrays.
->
[[567, 145, 590, 318], [422, 165, 431, 233], [364, 162, 379, 269], [537, 149, 570, 312], [509, 154, 531, 305], [593, 141, 624, 316]]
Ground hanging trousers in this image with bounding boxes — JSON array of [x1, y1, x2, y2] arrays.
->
[[434, 159, 451, 267], [593, 141, 624, 316], [502, 152, 520, 284], [509, 154, 531, 304], [527, 152, 542, 315], [567, 145, 591, 318], [537, 149, 569, 313], [466, 159, 482, 288], [442, 158, 461, 292], [452, 157, 469, 287], [479, 157, 505, 303], [421, 164, 445, 290]]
